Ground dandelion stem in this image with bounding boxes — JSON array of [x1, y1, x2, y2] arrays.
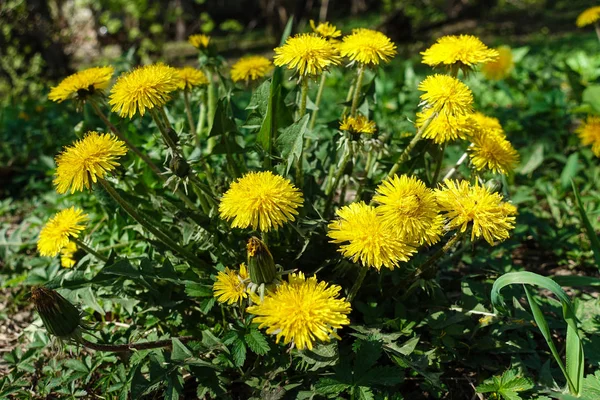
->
[[347, 266, 368, 302], [324, 141, 353, 215], [197, 89, 207, 137], [387, 111, 437, 179], [309, 72, 327, 131], [350, 64, 366, 117], [596, 22, 600, 44], [412, 232, 464, 280], [150, 108, 178, 151], [296, 77, 310, 186], [98, 178, 209, 269], [79, 336, 196, 353], [443, 147, 471, 181], [430, 143, 446, 185], [204, 67, 217, 153], [341, 83, 355, 118], [71, 237, 108, 262], [183, 89, 197, 144]]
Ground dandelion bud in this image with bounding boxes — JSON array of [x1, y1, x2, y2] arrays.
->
[[31, 286, 82, 339], [247, 237, 277, 285], [166, 127, 180, 145], [170, 154, 190, 178]]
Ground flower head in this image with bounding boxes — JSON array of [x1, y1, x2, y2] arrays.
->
[[576, 115, 600, 157], [470, 112, 504, 134], [48, 66, 114, 103], [327, 202, 416, 270], [213, 264, 249, 305], [230, 55, 273, 83], [31, 286, 83, 339], [373, 175, 443, 245], [421, 35, 499, 74], [469, 130, 519, 175], [188, 34, 211, 49], [274, 34, 341, 76], [54, 131, 127, 194], [246, 272, 351, 351], [481, 46, 514, 80], [577, 6, 600, 27], [339, 114, 376, 135], [37, 207, 88, 257], [177, 67, 209, 90], [60, 241, 78, 268], [435, 180, 517, 245], [418, 74, 473, 116], [416, 108, 471, 144], [338, 28, 397, 66], [109, 64, 182, 118], [219, 171, 303, 232], [310, 20, 342, 40]]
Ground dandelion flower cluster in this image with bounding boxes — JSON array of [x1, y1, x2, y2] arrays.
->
[[37, 207, 87, 257], [274, 34, 341, 76], [247, 272, 351, 351], [481, 46, 514, 81], [470, 112, 503, 133], [54, 132, 127, 194], [60, 241, 78, 268], [310, 20, 342, 40], [469, 130, 519, 175], [109, 64, 181, 118], [177, 67, 209, 90], [435, 180, 517, 245], [576, 6, 600, 27], [576, 115, 600, 157], [219, 171, 303, 232], [48, 66, 114, 103], [373, 175, 444, 245], [416, 109, 471, 144], [418, 74, 473, 116], [338, 28, 397, 66], [230, 56, 273, 83], [188, 34, 211, 49], [327, 202, 416, 270], [421, 35, 499, 74], [339, 114, 376, 134], [213, 264, 249, 305]]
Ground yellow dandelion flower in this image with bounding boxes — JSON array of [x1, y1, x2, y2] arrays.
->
[[230, 56, 273, 83], [37, 207, 87, 257], [246, 272, 351, 351], [418, 74, 473, 116], [481, 46, 514, 81], [338, 28, 397, 66], [327, 202, 416, 270], [577, 6, 600, 27], [177, 67, 209, 90], [576, 115, 600, 157], [373, 175, 442, 245], [188, 34, 211, 49], [213, 265, 249, 305], [435, 180, 517, 245], [54, 131, 127, 194], [421, 35, 499, 74], [60, 241, 78, 268], [219, 171, 304, 232], [470, 112, 504, 135], [416, 109, 471, 144], [469, 130, 520, 175], [274, 34, 341, 76], [339, 114, 377, 134], [420, 214, 446, 247], [48, 66, 114, 103], [109, 64, 181, 118], [310, 20, 342, 40]]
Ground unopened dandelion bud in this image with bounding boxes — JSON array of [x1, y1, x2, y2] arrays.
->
[[31, 286, 82, 339], [170, 154, 190, 178], [166, 127, 180, 145], [247, 237, 277, 285]]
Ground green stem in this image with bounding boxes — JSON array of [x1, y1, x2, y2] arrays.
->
[[308, 73, 327, 131], [205, 67, 217, 153], [350, 64, 366, 117], [197, 89, 207, 139], [189, 174, 218, 207], [150, 109, 178, 151], [387, 111, 437, 179], [595, 22, 600, 44], [98, 179, 209, 269], [430, 143, 446, 185], [324, 142, 353, 215], [341, 83, 355, 118], [296, 78, 310, 186], [71, 237, 108, 262], [354, 150, 374, 201], [79, 336, 196, 353], [411, 232, 464, 280], [347, 266, 367, 302], [183, 90, 197, 144]]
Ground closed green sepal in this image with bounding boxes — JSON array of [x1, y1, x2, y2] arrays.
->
[[247, 237, 277, 285], [31, 286, 83, 339]]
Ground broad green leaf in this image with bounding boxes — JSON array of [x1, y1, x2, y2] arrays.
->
[[519, 144, 544, 175], [171, 338, 193, 362], [582, 85, 600, 114], [560, 154, 579, 189], [232, 338, 246, 367], [553, 275, 600, 287], [572, 181, 600, 269], [276, 114, 309, 174], [208, 99, 238, 138], [244, 329, 270, 355], [314, 378, 350, 395]]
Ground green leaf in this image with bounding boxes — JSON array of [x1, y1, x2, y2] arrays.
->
[[519, 144, 544, 175], [244, 329, 270, 355], [276, 114, 309, 174], [572, 181, 600, 269], [314, 378, 350, 395], [184, 282, 213, 298], [232, 338, 246, 367], [553, 275, 600, 287], [560, 154, 580, 190], [491, 271, 584, 395], [171, 338, 193, 362], [582, 85, 600, 115], [208, 98, 238, 138]]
